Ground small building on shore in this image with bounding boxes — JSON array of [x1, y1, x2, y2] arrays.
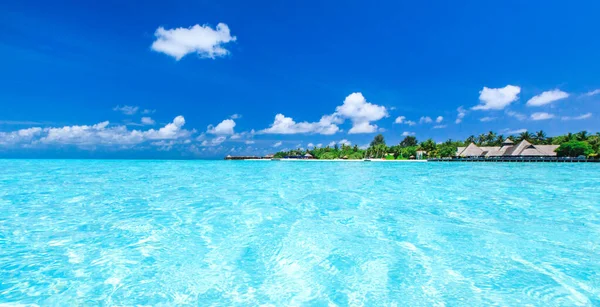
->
[[456, 139, 559, 158]]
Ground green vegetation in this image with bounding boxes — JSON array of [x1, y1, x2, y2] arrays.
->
[[555, 140, 594, 157], [273, 130, 600, 160]]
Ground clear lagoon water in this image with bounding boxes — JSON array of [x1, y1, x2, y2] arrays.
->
[[0, 159, 599, 306]]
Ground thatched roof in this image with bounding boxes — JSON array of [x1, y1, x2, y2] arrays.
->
[[502, 138, 514, 145], [534, 145, 559, 156], [458, 140, 558, 157], [459, 143, 484, 157]]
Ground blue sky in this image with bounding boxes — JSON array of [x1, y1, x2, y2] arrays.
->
[[1, 0, 599, 158]]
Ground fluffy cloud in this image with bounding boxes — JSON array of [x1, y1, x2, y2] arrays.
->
[[472, 85, 521, 110], [561, 113, 592, 121], [526, 89, 569, 106], [230, 114, 242, 119], [419, 116, 433, 124], [141, 117, 155, 125], [394, 116, 416, 126], [307, 143, 315, 148], [433, 125, 447, 129], [0, 127, 43, 145], [245, 140, 255, 144], [151, 23, 236, 60], [207, 119, 236, 135], [0, 116, 192, 148], [113, 105, 139, 115], [336, 93, 388, 134], [260, 92, 386, 135], [530, 112, 555, 121], [260, 114, 340, 135], [455, 106, 466, 124], [435, 116, 443, 123], [273, 141, 283, 148], [142, 109, 156, 114], [347, 121, 377, 134], [479, 116, 496, 122], [402, 131, 415, 136]]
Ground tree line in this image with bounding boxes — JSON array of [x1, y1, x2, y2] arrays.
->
[[273, 130, 600, 159]]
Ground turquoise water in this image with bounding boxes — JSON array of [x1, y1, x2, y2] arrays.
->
[[0, 160, 599, 306]]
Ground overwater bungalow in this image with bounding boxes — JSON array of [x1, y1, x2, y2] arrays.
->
[[456, 139, 559, 158]]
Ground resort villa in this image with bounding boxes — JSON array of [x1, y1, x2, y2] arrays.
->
[[456, 139, 559, 158]]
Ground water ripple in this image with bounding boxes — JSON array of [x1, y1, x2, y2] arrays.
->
[[0, 160, 599, 306]]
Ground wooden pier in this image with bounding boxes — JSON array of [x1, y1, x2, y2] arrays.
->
[[428, 157, 599, 163]]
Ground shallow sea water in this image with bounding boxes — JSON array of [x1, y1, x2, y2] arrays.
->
[[0, 159, 599, 306]]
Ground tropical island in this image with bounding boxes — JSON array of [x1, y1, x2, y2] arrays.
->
[[271, 130, 600, 160]]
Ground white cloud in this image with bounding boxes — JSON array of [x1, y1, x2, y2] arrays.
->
[[336, 93, 388, 134], [455, 106, 466, 124], [348, 121, 377, 134], [0, 116, 193, 148], [472, 85, 521, 110], [394, 116, 416, 126], [207, 119, 236, 135], [328, 141, 336, 147], [141, 117, 155, 125], [244, 140, 255, 144], [307, 143, 315, 148], [144, 116, 190, 140], [419, 116, 433, 124], [561, 113, 592, 121], [273, 141, 283, 148], [230, 114, 242, 119], [260, 92, 386, 135], [113, 105, 139, 115], [338, 139, 351, 146], [479, 117, 496, 122], [526, 89, 569, 106], [433, 125, 447, 129], [435, 116, 443, 123], [530, 112, 555, 121], [0, 127, 43, 145], [316, 143, 323, 148], [260, 114, 339, 135], [506, 110, 527, 121], [402, 131, 415, 136], [582, 89, 600, 97], [151, 23, 236, 60], [142, 109, 156, 114]]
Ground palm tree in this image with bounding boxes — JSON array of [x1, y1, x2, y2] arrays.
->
[[486, 131, 497, 146], [477, 133, 486, 145], [576, 130, 589, 141], [495, 134, 505, 146], [465, 135, 476, 144], [566, 132, 574, 141], [518, 131, 533, 142], [534, 130, 547, 145]]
